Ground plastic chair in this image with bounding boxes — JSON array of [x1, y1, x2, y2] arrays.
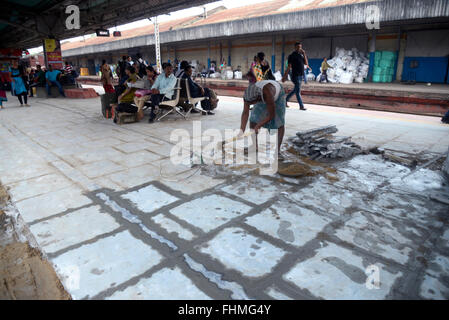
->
[[156, 79, 183, 121], [183, 79, 207, 118]]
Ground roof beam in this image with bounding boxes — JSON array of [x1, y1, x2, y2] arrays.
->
[[0, 0, 215, 48], [0, 18, 47, 37]]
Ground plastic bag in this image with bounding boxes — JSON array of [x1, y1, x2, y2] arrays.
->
[[340, 72, 354, 84], [210, 72, 221, 78], [273, 71, 283, 82], [306, 73, 316, 81]]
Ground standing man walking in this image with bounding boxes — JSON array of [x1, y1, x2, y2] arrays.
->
[[320, 57, 333, 83], [282, 42, 308, 110]]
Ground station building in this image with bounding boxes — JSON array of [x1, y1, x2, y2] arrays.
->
[[61, 0, 449, 84]]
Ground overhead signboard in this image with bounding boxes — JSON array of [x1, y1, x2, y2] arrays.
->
[[44, 39, 63, 69], [0, 48, 23, 59], [96, 29, 110, 37]]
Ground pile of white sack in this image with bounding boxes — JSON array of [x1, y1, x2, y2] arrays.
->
[[317, 47, 370, 84], [209, 72, 221, 78], [221, 69, 234, 80]]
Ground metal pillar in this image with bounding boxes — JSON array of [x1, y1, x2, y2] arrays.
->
[[367, 31, 376, 82], [154, 16, 161, 73], [228, 40, 231, 66], [207, 42, 211, 69], [330, 37, 334, 58], [43, 39, 48, 67], [271, 35, 276, 72], [396, 29, 407, 82], [281, 35, 285, 74]]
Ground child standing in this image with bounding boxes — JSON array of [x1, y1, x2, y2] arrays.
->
[[0, 73, 7, 109]]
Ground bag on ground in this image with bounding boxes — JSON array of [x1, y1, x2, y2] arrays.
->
[[442, 110, 449, 124], [201, 88, 218, 110], [101, 92, 116, 118]]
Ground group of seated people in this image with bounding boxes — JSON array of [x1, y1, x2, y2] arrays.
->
[[30, 62, 77, 97], [111, 61, 215, 124]]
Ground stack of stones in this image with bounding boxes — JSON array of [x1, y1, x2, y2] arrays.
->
[[443, 147, 449, 180], [289, 125, 362, 160]]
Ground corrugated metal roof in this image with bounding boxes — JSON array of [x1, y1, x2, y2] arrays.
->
[[60, 0, 374, 52], [61, 15, 195, 51]]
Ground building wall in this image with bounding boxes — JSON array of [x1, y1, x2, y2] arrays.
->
[[332, 35, 369, 53], [405, 30, 449, 57], [402, 29, 449, 83], [161, 34, 371, 76], [72, 28, 449, 83], [375, 34, 400, 52]]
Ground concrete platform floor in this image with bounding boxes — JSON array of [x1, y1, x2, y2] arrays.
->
[[0, 92, 448, 300]]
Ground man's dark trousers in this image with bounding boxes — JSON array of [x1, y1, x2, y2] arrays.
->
[[286, 75, 305, 109]]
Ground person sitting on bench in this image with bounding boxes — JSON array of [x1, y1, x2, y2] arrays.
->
[[129, 65, 158, 121], [45, 64, 65, 97], [63, 61, 75, 84], [112, 66, 139, 123], [33, 65, 46, 87], [182, 64, 214, 115], [148, 62, 177, 123], [175, 60, 189, 78]]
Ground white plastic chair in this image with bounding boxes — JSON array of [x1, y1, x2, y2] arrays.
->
[[184, 79, 207, 118], [156, 79, 183, 121]]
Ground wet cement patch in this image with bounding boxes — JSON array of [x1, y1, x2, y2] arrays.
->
[[283, 242, 403, 300]]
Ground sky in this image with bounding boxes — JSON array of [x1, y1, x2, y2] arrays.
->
[[28, 0, 274, 54]]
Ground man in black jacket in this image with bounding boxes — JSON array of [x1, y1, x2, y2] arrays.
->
[[117, 56, 130, 86], [282, 42, 308, 110], [182, 65, 214, 115]]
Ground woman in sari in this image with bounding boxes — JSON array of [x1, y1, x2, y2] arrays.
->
[[240, 80, 286, 154], [100, 60, 115, 94], [249, 52, 275, 83], [112, 66, 139, 123]]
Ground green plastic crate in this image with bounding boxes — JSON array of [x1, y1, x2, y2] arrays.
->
[[374, 52, 382, 65], [386, 68, 395, 76], [379, 60, 393, 68], [380, 75, 393, 82], [373, 74, 382, 82], [373, 67, 383, 76], [382, 51, 397, 60]]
